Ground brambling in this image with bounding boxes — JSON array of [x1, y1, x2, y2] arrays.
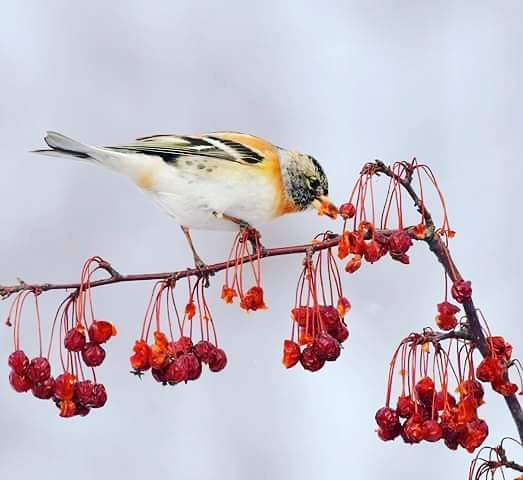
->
[[34, 131, 337, 266]]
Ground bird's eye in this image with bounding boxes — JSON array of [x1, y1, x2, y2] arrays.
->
[[309, 178, 321, 190]]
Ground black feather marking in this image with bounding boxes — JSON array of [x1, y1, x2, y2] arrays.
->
[[40, 144, 89, 159], [207, 136, 263, 163]]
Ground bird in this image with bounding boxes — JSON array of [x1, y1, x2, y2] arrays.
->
[[34, 131, 338, 267]]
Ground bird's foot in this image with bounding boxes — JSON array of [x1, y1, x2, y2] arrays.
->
[[192, 254, 214, 288], [240, 224, 265, 255]]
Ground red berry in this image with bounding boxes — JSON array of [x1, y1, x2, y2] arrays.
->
[[336, 297, 351, 317], [437, 301, 460, 316], [434, 391, 457, 411], [166, 357, 188, 384], [9, 370, 32, 393], [75, 403, 91, 417], [492, 379, 518, 396], [193, 341, 217, 364], [64, 328, 86, 352], [168, 336, 193, 358], [75, 380, 95, 406], [88, 321, 116, 344], [59, 400, 77, 418], [184, 353, 202, 381], [339, 202, 356, 219], [90, 384, 107, 408], [345, 255, 362, 273], [130, 340, 151, 372], [8, 350, 29, 375], [364, 240, 382, 263], [460, 419, 488, 453], [291, 306, 314, 327], [375, 407, 400, 431], [27, 357, 51, 383], [415, 376, 435, 405], [374, 233, 389, 256], [396, 395, 416, 418], [32, 376, 55, 399], [422, 420, 443, 442], [300, 346, 324, 372], [349, 232, 366, 255], [334, 324, 350, 343], [487, 336, 512, 361], [152, 367, 169, 384], [82, 343, 106, 367], [282, 340, 301, 369], [402, 414, 424, 444], [459, 379, 485, 405], [54, 372, 77, 401], [377, 426, 401, 441], [319, 306, 341, 331], [208, 348, 228, 373], [388, 230, 412, 255], [390, 252, 410, 264], [312, 333, 341, 361], [435, 313, 458, 331], [451, 280, 472, 303], [477, 357, 505, 383]]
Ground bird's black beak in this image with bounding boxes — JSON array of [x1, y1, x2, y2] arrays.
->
[[312, 195, 338, 219]]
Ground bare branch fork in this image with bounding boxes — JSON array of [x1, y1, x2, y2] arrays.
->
[[1, 160, 522, 464]]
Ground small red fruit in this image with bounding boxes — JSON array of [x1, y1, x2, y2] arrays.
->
[[90, 384, 107, 408], [396, 395, 416, 418], [168, 336, 193, 358], [64, 327, 86, 352], [208, 348, 228, 373], [334, 324, 350, 343], [345, 255, 362, 273], [336, 297, 351, 317], [166, 357, 188, 383], [451, 280, 472, 303], [300, 346, 324, 372], [388, 230, 412, 255], [82, 343, 106, 367], [375, 407, 400, 431], [32, 376, 55, 399], [460, 419, 488, 453], [183, 353, 202, 381], [364, 240, 382, 263], [75, 380, 95, 406], [402, 414, 425, 444], [88, 320, 116, 344], [193, 341, 216, 364], [339, 202, 356, 219], [415, 376, 435, 405], [312, 333, 341, 361], [422, 420, 443, 442], [9, 370, 32, 393], [282, 340, 301, 369], [130, 340, 151, 372], [54, 372, 77, 401], [59, 400, 77, 418], [492, 379, 518, 396], [27, 357, 51, 383], [8, 350, 29, 375]]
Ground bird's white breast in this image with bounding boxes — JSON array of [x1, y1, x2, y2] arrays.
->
[[140, 154, 278, 231]]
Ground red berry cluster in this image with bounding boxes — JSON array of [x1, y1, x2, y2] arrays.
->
[[221, 229, 267, 311], [477, 336, 521, 397], [375, 331, 489, 452], [6, 258, 116, 418], [130, 278, 227, 386], [435, 301, 461, 331], [284, 238, 350, 371]]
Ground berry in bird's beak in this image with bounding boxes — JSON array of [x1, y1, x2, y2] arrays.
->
[[312, 196, 338, 219]]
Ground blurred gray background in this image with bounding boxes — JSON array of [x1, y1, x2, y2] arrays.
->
[[1, 1, 522, 479]]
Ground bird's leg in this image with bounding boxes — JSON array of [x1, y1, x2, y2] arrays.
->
[[219, 213, 265, 254], [180, 226, 214, 287]]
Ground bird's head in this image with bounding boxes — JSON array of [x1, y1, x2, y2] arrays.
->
[[280, 150, 338, 218]]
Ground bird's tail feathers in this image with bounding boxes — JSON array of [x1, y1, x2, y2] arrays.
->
[[33, 131, 95, 160]]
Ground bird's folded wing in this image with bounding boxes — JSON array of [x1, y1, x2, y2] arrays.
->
[[106, 134, 265, 165]]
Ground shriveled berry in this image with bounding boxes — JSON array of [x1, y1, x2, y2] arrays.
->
[[374, 233, 389, 256], [64, 327, 86, 352], [166, 357, 188, 383], [152, 367, 169, 384], [130, 340, 151, 372], [220, 286, 237, 304], [75, 380, 94, 406], [388, 230, 412, 255], [282, 340, 301, 369], [437, 301, 460, 316], [8, 350, 29, 375], [377, 426, 401, 441], [476, 357, 505, 383], [168, 336, 193, 358], [300, 346, 324, 372], [208, 348, 228, 373], [291, 306, 314, 327], [240, 286, 267, 311], [339, 202, 356, 219], [150, 343, 168, 370], [451, 280, 472, 303], [345, 255, 362, 273], [54, 372, 77, 401], [459, 379, 485, 405], [349, 232, 366, 255], [312, 333, 341, 361], [193, 340, 216, 364], [75, 403, 91, 417], [456, 396, 478, 423], [90, 383, 107, 408], [422, 420, 443, 442], [319, 306, 341, 331], [183, 353, 202, 381], [396, 395, 416, 418], [9, 370, 32, 392], [487, 336, 512, 361], [334, 324, 350, 343], [375, 407, 400, 431], [402, 414, 424, 444], [88, 321, 116, 344], [27, 357, 51, 383], [32, 376, 55, 399], [364, 240, 382, 263], [336, 297, 351, 317], [435, 313, 457, 331], [82, 343, 106, 367], [415, 376, 435, 405], [390, 252, 410, 264], [492, 379, 518, 396], [460, 419, 488, 453], [337, 231, 350, 259]]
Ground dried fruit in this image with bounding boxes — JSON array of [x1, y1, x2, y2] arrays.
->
[[32, 377, 55, 400], [451, 280, 472, 303], [27, 357, 51, 383], [282, 340, 301, 369], [415, 376, 435, 405], [64, 327, 86, 352], [312, 333, 341, 361], [54, 372, 77, 401], [82, 343, 106, 367], [208, 348, 227, 373], [88, 320, 116, 344], [193, 341, 216, 364], [300, 346, 324, 372], [9, 370, 32, 393], [130, 340, 151, 372], [8, 350, 29, 375], [339, 202, 356, 219], [388, 230, 412, 255]]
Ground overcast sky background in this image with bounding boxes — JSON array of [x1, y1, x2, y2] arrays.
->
[[1, 1, 522, 479]]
